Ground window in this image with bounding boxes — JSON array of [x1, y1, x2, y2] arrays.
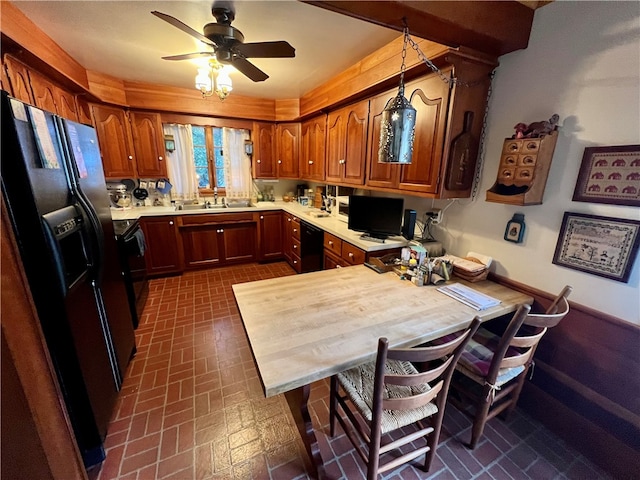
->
[[191, 126, 228, 193]]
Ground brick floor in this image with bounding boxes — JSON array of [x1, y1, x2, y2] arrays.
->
[[88, 262, 611, 480]]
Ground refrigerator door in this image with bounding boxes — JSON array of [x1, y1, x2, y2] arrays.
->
[[58, 119, 136, 382], [1, 92, 119, 466]]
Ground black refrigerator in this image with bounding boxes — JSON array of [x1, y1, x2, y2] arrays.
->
[[1, 91, 136, 467]]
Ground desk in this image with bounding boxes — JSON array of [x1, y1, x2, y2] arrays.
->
[[233, 265, 532, 478]]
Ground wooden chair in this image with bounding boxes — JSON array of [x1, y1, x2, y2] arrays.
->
[[447, 286, 572, 449], [329, 318, 481, 479]]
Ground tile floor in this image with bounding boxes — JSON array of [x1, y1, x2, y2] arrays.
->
[[88, 262, 611, 480]]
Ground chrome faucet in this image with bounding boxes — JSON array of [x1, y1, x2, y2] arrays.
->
[[213, 187, 218, 205]]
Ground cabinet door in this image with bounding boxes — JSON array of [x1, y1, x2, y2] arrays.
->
[[258, 211, 283, 261], [325, 110, 345, 183], [283, 212, 294, 264], [323, 250, 345, 269], [342, 100, 369, 185], [181, 227, 222, 269], [276, 123, 300, 178], [221, 224, 256, 264], [53, 85, 79, 121], [366, 89, 400, 189], [141, 217, 181, 275], [75, 95, 93, 125], [28, 69, 57, 113], [4, 56, 34, 104], [300, 115, 326, 181], [398, 75, 449, 194], [91, 104, 137, 178], [252, 122, 276, 178], [130, 111, 167, 178]]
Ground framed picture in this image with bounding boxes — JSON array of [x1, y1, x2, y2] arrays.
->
[[572, 144, 640, 206], [552, 212, 640, 283], [504, 213, 526, 243]]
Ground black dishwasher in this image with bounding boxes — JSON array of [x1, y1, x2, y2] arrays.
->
[[299, 220, 324, 273]]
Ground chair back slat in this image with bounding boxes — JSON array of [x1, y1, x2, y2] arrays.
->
[[545, 285, 572, 314], [382, 381, 443, 411], [386, 356, 453, 387], [500, 349, 534, 369], [511, 328, 547, 348], [387, 329, 473, 363], [525, 298, 569, 328]]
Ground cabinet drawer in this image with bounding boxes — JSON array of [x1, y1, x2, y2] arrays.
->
[[341, 242, 366, 265], [291, 220, 301, 240], [323, 233, 342, 255], [291, 237, 301, 256], [290, 252, 302, 273], [180, 212, 254, 226]]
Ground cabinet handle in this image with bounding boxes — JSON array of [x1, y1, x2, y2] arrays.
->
[[328, 241, 333, 246], [257, 159, 261, 163], [260, 215, 264, 220], [158, 156, 163, 161], [293, 244, 297, 249], [348, 252, 354, 258], [293, 260, 298, 264], [287, 218, 291, 222], [169, 221, 174, 225], [220, 229, 224, 233], [293, 228, 297, 233], [339, 159, 345, 165], [128, 155, 133, 160], [278, 160, 282, 164], [308, 160, 313, 165]]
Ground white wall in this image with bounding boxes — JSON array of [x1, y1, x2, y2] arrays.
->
[[413, 1, 640, 323]]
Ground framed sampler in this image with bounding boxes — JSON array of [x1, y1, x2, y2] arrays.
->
[[552, 212, 640, 283], [572, 144, 640, 206]]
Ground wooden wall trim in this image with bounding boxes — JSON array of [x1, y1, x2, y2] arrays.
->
[[1, 201, 87, 480], [0, 1, 89, 91], [160, 113, 253, 130], [86, 70, 127, 106]]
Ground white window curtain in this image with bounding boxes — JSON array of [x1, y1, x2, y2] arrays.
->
[[162, 124, 199, 201], [222, 128, 252, 199]]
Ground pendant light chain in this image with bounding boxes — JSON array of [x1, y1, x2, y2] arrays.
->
[[470, 70, 496, 200], [398, 22, 409, 95]]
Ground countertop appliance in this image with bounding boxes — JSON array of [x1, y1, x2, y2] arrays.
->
[[113, 219, 148, 328], [1, 92, 136, 467]]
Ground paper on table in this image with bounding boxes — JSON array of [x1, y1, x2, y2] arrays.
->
[[437, 283, 501, 310]]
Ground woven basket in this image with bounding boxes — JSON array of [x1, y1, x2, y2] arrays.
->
[[452, 256, 488, 283]]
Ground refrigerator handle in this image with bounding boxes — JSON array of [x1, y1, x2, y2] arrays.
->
[[76, 194, 106, 286]]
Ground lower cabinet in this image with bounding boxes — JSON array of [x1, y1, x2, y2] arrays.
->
[[140, 216, 182, 276], [323, 232, 400, 269], [179, 213, 256, 270], [258, 211, 284, 261]]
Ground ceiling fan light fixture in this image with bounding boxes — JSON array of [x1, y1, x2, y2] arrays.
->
[[195, 60, 233, 101], [378, 23, 416, 164]]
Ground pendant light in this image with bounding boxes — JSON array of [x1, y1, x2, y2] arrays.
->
[[195, 58, 233, 101], [378, 24, 416, 164]]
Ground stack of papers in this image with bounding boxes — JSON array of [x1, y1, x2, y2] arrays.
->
[[437, 283, 501, 310]]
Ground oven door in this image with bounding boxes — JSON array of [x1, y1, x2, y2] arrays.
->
[[120, 224, 148, 328]]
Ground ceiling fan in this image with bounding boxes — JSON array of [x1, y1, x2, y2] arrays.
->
[[151, 3, 295, 82]]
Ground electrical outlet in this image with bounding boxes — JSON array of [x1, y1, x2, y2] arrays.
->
[[426, 209, 443, 224]]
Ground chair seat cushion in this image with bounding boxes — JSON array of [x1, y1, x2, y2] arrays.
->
[[433, 328, 525, 386], [337, 360, 438, 434]]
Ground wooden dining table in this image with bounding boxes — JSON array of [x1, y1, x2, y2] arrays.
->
[[232, 265, 533, 478]]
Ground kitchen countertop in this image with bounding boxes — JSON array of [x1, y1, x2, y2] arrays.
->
[[110, 201, 410, 252]]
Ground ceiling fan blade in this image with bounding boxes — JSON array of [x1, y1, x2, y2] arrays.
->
[[162, 52, 213, 61], [229, 57, 269, 82], [151, 11, 216, 47], [234, 41, 295, 58]]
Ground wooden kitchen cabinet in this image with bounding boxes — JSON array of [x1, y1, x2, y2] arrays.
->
[[326, 99, 369, 186], [27, 69, 57, 114], [91, 104, 137, 178], [300, 114, 326, 181], [258, 211, 284, 262], [140, 216, 182, 276], [130, 111, 167, 178], [252, 121, 276, 179], [3, 55, 35, 104], [276, 123, 300, 178], [323, 232, 400, 269], [179, 213, 256, 269]]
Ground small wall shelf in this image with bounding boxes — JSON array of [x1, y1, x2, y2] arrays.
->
[[486, 130, 558, 205]]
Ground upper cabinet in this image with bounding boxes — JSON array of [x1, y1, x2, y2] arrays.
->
[[326, 100, 369, 186], [91, 104, 137, 179], [366, 54, 495, 198], [129, 111, 167, 178], [367, 74, 449, 194], [252, 122, 276, 179], [300, 114, 327, 182], [3, 55, 34, 104], [275, 123, 300, 178]]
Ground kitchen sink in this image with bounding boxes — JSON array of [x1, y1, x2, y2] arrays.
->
[[225, 200, 254, 208], [178, 200, 254, 210]]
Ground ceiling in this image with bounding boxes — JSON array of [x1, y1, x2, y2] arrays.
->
[[11, 1, 403, 99]]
